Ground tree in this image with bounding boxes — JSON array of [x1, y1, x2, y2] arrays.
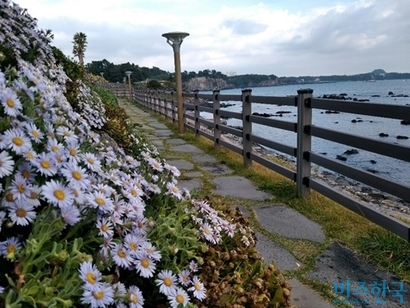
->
[[147, 79, 162, 89], [72, 32, 87, 66]]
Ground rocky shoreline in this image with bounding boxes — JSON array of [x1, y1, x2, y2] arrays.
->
[[185, 114, 410, 222]]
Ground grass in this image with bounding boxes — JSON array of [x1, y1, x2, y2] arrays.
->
[[127, 100, 410, 303]]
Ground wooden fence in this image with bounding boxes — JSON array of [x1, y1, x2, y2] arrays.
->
[[113, 84, 410, 242]]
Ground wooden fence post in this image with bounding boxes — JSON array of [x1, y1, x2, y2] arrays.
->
[[242, 89, 252, 167], [213, 90, 221, 147], [171, 91, 176, 124], [194, 90, 200, 138], [296, 88, 313, 197]]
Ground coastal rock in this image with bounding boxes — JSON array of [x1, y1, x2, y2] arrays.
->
[[388, 91, 394, 95], [344, 149, 359, 155], [336, 155, 347, 161], [325, 110, 340, 114], [252, 112, 272, 117], [401, 120, 410, 125], [370, 160, 377, 164], [183, 77, 229, 91], [276, 111, 292, 114], [397, 135, 409, 140], [379, 133, 389, 137]]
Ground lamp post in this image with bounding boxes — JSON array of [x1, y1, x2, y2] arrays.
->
[[125, 71, 132, 100], [100, 72, 104, 77], [162, 31, 189, 134]]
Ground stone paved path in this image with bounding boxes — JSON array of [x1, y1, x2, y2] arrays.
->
[[119, 99, 410, 308]]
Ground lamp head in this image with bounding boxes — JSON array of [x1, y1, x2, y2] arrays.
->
[[162, 32, 189, 52]]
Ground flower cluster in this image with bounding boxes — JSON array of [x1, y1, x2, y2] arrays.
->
[[0, 1, 257, 307]]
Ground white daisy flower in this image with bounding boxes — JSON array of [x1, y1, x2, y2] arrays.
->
[[17, 162, 36, 182], [135, 254, 156, 278], [167, 287, 190, 308], [148, 157, 163, 172], [2, 190, 16, 207], [201, 222, 216, 243], [46, 138, 64, 155], [0, 150, 14, 178], [8, 200, 36, 226], [0, 88, 23, 116], [33, 152, 58, 176], [41, 179, 74, 208], [0, 236, 22, 260], [24, 122, 43, 143], [124, 233, 144, 255], [22, 148, 37, 162], [60, 162, 90, 189], [140, 241, 161, 261], [156, 270, 178, 296], [112, 244, 133, 268], [82, 152, 102, 172], [65, 142, 81, 163], [128, 285, 144, 308], [99, 237, 116, 259], [3, 128, 32, 155], [56, 126, 78, 143], [178, 269, 192, 287], [60, 204, 81, 226], [81, 282, 114, 307], [166, 182, 182, 200], [164, 163, 181, 177], [72, 186, 86, 205], [79, 261, 103, 291], [189, 260, 199, 272], [132, 216, 148, 236], [86, 191, 114, 213], [9, 174, 31, 200], [189, 276, 206, 300], [96, 218, 114, 238]]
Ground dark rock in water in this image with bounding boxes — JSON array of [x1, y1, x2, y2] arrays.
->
[[344, 149, 359, 155], [379, 133, 389, 137], [334, 122, 339, 124], [320, 152, 327, 155], [325, 110, 340, 114], [276, 111, 292, 114], [404, 95, 409, 97], [358, 99, 370, 102], [366, 169, 378, 174], [371, 95, 380, 97], [252, 112, 272, 117], [370, 160, 377, 164], [336, 155, 347, 161], [353, 98, 357, 101], [388, 91, 394, 95], [351, 119, 357, 123], [401, 120, 410, 125], [397, 135, 409, 140], [339, 93, 348, 96], [357, 119, 363, 122]]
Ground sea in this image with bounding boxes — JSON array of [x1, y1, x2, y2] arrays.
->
[[199, 79, 410, 185]]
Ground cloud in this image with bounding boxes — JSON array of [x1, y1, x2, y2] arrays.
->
[[15, 0, 410, 76]]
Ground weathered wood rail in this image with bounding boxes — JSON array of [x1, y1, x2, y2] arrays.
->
[[111, 84, 410, 242]]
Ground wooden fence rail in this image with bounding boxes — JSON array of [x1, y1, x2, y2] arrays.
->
[[112, 84, 410, 242]]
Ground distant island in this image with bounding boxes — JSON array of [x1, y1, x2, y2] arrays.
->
[[86, 60, 410, 91]]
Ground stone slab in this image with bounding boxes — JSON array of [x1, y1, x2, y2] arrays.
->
[[178, 179, 202, 192], [308, 241, 410, 307], [289, 279, 334, 308], [191, 154, 218, 164], [200, 164, 233, 175], [183, 172, 202, 178], [255, 205, 325, 243], [167, 138, 186, 145], [151, 140, 163, 147], [154, 130, 173, 137], [166, 160, 194, 170], [170, 144, 204, 154], [212, 176, 272, 200], [255, 232, 300, 271], [150, 123, 169, 129]]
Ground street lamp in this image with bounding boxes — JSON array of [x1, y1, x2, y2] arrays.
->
[[125, 71, 132, 100], [162, 31, 189, 134], [100, 72, 104, 77]]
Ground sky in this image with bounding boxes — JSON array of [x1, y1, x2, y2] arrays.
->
[[16, 0, 410, 77]]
